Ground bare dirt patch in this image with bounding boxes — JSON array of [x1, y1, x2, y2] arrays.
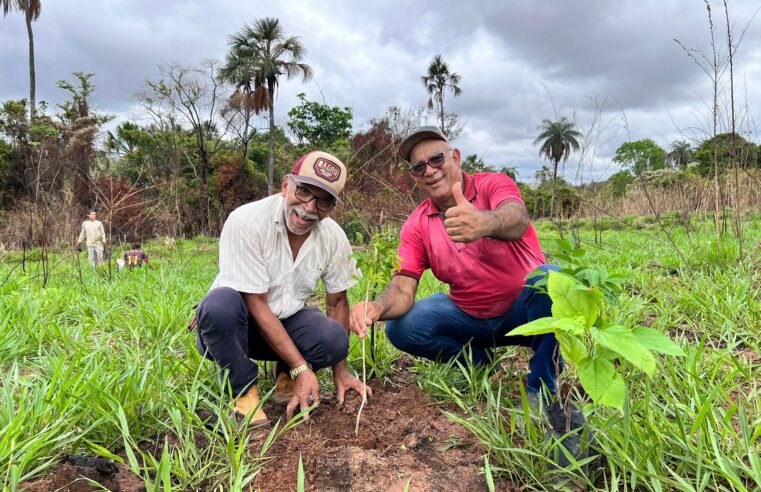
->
[[253, 366, 509, 492], [22, 461, 144, 492]]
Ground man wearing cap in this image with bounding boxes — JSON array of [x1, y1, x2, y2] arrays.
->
[[196, 151, 370, 425], [350, 127, 562, 403]]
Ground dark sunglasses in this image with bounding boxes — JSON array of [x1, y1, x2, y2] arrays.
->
[[409, 152, 446, 177], [294, 184, 336, 212]]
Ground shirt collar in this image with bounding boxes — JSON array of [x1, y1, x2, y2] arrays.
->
[[275, 194, 284, 225], [424, 171, 476, 216]]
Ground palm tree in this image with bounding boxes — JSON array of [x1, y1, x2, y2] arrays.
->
[[533, 117, 582, 218], [224, 17, 312, 195], [668, 140, 693, 168], [219, 44, 260, 175], [420, 54, 462, 136], [2, 0, 41, 120]]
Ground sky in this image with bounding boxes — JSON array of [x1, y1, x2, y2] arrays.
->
[[2, 0, 760, 183]]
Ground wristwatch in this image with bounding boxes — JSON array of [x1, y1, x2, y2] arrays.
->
[[289, 362, 312, 380]]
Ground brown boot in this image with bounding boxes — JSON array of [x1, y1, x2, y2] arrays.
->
[[233, 386, 268, 425], [270, 364, 295, 406], [274, 371, 295, 406]]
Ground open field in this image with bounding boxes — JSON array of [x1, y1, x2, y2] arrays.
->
[[1, 219, 760, 491]]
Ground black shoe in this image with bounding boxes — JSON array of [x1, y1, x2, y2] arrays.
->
[[545, 400, 586, 434]]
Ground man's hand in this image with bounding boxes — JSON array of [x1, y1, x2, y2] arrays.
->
[[333, 360, 373, 405], [285, 368, 320, 420], [349, 301, 380, 339], [444, 182, 486, 243]]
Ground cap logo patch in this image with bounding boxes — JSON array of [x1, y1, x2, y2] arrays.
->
[[313, 158, 341, 182]]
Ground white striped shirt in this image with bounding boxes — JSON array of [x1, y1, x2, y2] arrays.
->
[[210, 194, 357, 319]]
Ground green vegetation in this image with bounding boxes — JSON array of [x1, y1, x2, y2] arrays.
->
[[507, 240, 684, 410], [2, 218, 760, 490]]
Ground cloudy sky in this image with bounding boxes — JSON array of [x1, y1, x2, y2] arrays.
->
[[2, 0, 760, 182]]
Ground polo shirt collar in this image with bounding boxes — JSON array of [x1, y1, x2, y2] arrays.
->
[[424, 171, 476, 216]]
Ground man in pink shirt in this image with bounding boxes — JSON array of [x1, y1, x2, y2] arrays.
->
[[350, 126, 561, 400]]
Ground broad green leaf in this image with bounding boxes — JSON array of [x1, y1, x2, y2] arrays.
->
[[632, 326, 686, 356], [557, 332, 587, 364], [577, 356, 625, 410], [571, 248, 586, 258], [591, 324, 656, 377], [553, 316, 586, 335], [554, 238, 573, 253], [596, 346, 619, 361], [599, 372, 626, 410], [506, 317, 559, 336], [547, 270, 600, 327]]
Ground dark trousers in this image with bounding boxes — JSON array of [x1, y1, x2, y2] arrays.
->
[[196, 287, 349, 397], [386, 264, 563, 394]]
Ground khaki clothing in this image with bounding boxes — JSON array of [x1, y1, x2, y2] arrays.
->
[[87, 244, 105, 267], [78, 220, 106, 246], [210, 194, 357, 319]]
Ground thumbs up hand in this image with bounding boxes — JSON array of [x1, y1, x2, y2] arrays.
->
[[444, 182, 486, 243]]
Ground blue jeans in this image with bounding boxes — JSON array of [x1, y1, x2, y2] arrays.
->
[[386, 264, 562, 394]]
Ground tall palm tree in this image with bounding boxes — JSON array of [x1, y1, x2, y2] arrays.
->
[[219, 44, 259, 175], [2, 0, 41, 120], [420, 54, 462, 136], [533, 117, 582, 218], [225, 17, 312, 195], [668, 140, 693, 168]]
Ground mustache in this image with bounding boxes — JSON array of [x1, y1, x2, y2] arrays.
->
[[288, 205, 319, 221]]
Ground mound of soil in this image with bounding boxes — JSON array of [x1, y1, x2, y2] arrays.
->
[[253, 364, 503, 492]]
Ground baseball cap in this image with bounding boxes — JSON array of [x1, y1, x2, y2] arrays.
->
[[398, 126, 448, 162], [290, 151, 347, 201]]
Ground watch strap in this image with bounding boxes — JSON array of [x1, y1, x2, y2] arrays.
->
[[289, 362, 311, 380]]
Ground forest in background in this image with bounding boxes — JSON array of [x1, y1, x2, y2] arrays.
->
[[1, 3, 759, 253]]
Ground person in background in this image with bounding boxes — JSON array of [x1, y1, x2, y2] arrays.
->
[[76, 211, 106, 267], [124, 242, 149, 269]]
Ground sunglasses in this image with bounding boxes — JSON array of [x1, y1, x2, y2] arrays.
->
[[409, 152, 447, 177], [294, 184, 336, 212]]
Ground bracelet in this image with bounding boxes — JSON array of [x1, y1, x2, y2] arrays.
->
[[289, 362, 312, 380]]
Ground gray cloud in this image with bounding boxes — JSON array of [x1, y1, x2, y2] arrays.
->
[[1, 0, 760, 182]]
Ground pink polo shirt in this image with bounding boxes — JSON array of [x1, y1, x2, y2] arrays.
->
[[397, 172, 545, 319]]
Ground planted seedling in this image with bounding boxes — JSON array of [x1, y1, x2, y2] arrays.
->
[[351, 229, 399, 434], [508, 240, 686, 410]]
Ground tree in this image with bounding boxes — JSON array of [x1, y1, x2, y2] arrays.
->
[[57, 72, 112, 207], [668, 140, 693, 168], [225, 17, 312, 195], [612, 139, 666, 177], [533, 117, 582, 218], [420, 54, 462, 136], [460, 154, 494, 174], [2, 0, 41, 119], [286, 93, 352, 147], [692, 132, 758, 177], [219, 43, 260, 174], [145, 62, 227, 193]]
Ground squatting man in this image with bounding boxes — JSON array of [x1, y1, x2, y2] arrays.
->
[[350, 126, 563, 405], [195, 151, 371, 424]]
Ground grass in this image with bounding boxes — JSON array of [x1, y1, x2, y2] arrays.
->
[[1, 219, 760, 490]]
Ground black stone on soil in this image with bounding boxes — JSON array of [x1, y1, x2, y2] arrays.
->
[[65, 455, 118, 474]]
